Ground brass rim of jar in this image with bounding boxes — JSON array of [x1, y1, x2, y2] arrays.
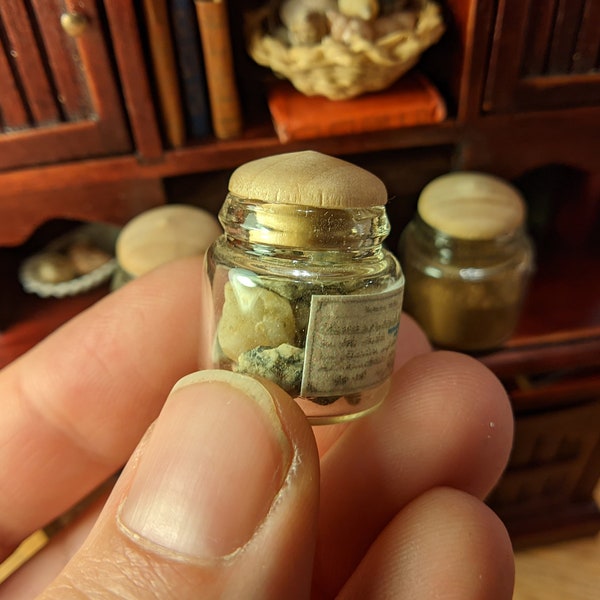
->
[[219, 194, 391, 250]]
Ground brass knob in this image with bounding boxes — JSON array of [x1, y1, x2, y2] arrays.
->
[[60, 12, 88, 37]]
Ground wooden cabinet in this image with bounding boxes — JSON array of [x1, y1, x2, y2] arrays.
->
[[0, 1, 167, 246], [0, 0, 599, 548], [0, 0, 597, 242], [455, 0, 600, 180], [483, 0, 600, 113], [0, 0, 131, 171]]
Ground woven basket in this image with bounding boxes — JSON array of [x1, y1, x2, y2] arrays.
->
[[247, 2, 445, 100]]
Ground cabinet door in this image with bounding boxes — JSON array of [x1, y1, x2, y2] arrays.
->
[[483, 0, 600, 112], [0, 0, 131, 171]]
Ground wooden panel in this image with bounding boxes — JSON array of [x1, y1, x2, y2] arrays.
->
[[489, 399, 600, 512], [29, 0, 88, 120], [482, 337, 600, 382], [546, 0, 586, 74], [445, 0, 494, 121], [103, 0, 163, 160], [460, 106, 600, 177], [516, 74, 600, 110], [482, 0, 530, 112], [0, 120, 106, 168], [63, 0, 129, 149], [0, 178, 165, 246], [521, 0, 558, 76], [0, 0, 60, 125], [520, 0, 596, 77], [572, 0, 600, 73], [508, 374, 600, 411], [484, 0, 600, 111], [0, 41, 29, 130]]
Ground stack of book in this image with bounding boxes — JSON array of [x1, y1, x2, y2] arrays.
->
[[141, 0, 243, 146], [142, 1, 447, 147], [266, 72, 447, 143]]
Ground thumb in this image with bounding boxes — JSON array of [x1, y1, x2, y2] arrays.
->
[[40, 371, 320, 600]]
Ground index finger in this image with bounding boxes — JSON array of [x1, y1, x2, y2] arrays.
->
[[0, 257, 204, 559]]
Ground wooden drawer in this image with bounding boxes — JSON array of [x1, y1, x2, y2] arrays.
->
[[488, 372, 600, 547]]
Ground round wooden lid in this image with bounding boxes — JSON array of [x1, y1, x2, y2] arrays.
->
[[116, 204, 222, 277], [228, 150, 388, 208], [418, 172, 526, 240]]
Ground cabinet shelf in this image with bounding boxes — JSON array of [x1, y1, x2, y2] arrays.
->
[[2, 0, 597, 244], [2, 236, 598, 371], [160, 119, 461, 176]]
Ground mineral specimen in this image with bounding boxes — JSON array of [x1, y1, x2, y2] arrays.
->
[[217, 281, 296, 361], [235, 343, 305, 395]]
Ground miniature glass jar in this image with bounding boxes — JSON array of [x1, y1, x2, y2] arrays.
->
[[399, 172, 534, 352], [203, 151, 404, 424]]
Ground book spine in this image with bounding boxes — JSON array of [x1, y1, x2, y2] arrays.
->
[[276, 107, 446, 142], [170, 0, 211, 139], [142, 0, 186, 147], [194, 0, 243, 140]]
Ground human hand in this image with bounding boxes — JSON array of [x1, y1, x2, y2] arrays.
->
[[0, 257, 514, 599]]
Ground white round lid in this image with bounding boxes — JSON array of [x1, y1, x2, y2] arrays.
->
[[418, 172, 526, 240], [228, 150, 388, 208], [117, 204, 222, 276]]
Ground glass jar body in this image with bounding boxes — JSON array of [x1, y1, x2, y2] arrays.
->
[[399, 216, 534, 351], [203, 196, 404, 424]]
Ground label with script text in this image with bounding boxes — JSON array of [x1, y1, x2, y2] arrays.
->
[[301, 282, 404, 397]]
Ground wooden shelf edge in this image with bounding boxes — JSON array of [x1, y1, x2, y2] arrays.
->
[[0, 120, 460, 198], [161, 120, 460, 174], [480, 334, 600, 378]]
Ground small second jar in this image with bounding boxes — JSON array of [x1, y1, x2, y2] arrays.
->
[[399, 172, 535, 352], [203, 151, 404, 424]]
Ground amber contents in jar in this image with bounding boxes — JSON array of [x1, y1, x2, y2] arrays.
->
[[399, 172, 534, 352]]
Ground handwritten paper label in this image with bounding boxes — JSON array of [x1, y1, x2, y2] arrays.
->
[[301, 283, 404, 397]]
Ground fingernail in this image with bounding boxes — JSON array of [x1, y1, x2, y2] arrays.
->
[[118, 370, 292, 559]]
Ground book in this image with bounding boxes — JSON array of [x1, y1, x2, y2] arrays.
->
[[170, 0, 211, 139], [267, 72, 447, 143], [142, 0, 186, 147], [194, 0, 243, 140]]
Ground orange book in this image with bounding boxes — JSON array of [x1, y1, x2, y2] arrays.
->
[[267, 72, 446, 143]]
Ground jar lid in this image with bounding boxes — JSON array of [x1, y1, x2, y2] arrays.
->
[[228, 150, 388, 208], [417, 172, 526, 240], [116, 204, 222, 277]]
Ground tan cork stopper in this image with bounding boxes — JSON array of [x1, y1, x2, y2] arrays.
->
[[228, 150, 388, 208], [418, 172, 526, 240], [117, 204, 222, 277]]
